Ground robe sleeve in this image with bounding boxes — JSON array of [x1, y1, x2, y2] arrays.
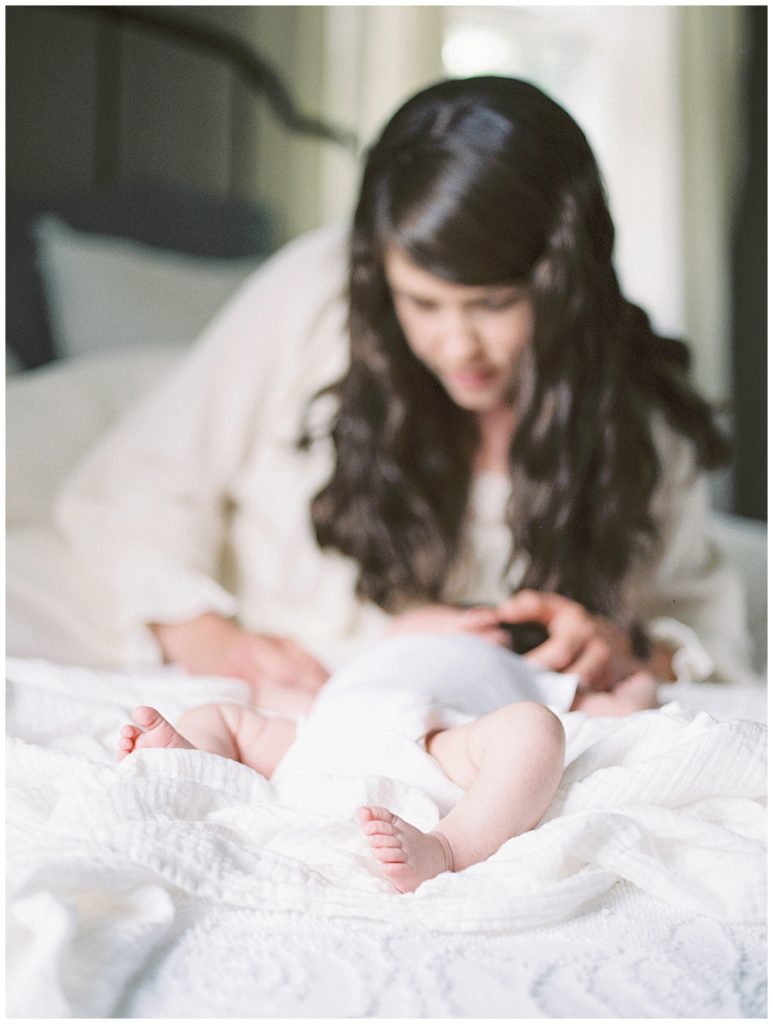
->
[[625, 418, 758, 684], [54, 223, 349, 664]]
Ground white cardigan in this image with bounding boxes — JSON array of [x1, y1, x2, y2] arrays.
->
[[55, 223, 755, 683]]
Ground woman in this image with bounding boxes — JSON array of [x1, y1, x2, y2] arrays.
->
[[56, 77, 754, 712]]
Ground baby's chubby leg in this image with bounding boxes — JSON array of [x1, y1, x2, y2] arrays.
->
[[175, 702, 297, 776], [118, 703, 296, 778], [359, 701, 565, 892]]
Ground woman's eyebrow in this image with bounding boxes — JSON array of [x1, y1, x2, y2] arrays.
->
[[464, 284, 526, 303], [393, 282, 523, 297]]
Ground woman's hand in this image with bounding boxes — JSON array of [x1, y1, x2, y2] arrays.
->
[[495, 590, 670, 690], [388, 603, 510, 646], [150, 613, 330, 715]]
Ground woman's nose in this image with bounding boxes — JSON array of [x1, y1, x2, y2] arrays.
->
[[437, 310, 482, 360]]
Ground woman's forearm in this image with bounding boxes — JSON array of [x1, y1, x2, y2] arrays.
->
[[149, 613, 242, 675], [148, 613, 330, 707]]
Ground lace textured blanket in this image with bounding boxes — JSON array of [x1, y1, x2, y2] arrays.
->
[[6, 653, 767, 1017]]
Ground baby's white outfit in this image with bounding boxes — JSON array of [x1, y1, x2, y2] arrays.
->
[[271, 634, 578, 822]]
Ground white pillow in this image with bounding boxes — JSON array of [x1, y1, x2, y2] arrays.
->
[[35, 216, 263, 358], [6, 345, 186, 526], [6, 345, 24, 376]]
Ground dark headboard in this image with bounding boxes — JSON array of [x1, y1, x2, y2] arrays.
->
[[64, 5, 358, 191], [6, 6, 357, 369]]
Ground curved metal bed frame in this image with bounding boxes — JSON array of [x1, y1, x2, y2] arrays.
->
[[66, 4, 358, 190]]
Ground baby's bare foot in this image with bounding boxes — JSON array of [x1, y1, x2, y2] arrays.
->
[[357, 805, 454, 893], [117, 706, 194, 761]]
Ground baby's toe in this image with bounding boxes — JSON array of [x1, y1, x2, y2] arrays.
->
[[364, 819, 397, 837], [368, 834, 401, 849], [356, 806, 373, 826], [359, 805, 396, 825], [374, 846, 406, 864], [116, 738, 135, 762], [131, 705, 162, 728]]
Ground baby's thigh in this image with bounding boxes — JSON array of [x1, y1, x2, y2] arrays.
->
[[176, 702, 241, 759], [177, 702, 272, 764], [428, 701, 564, 789], [221, 704, 296, 776], [426, 721, 479, 790]]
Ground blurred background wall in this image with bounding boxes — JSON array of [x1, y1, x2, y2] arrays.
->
[[6, 5, 765, 520]]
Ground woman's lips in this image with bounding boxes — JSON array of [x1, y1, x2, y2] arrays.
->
[[448, 367, 496, 389]]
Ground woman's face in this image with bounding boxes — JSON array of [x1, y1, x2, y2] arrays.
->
[[384, 247, 534, 414]]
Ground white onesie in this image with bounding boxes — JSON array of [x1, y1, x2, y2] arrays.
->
[[271, 634, 578, 824]]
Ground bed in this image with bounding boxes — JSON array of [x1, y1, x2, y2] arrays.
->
[[6, 8, 768, 1020]]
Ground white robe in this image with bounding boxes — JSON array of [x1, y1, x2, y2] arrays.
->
[[53, 223, 755, 682]]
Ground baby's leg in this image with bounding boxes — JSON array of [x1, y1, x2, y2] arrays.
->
[[571, 670, 659, 716], [118, 703, 295, 778], [178, 703, 296, 776], [359, 701, 565, 892]]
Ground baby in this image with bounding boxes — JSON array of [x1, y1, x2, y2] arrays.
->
[[117, 666, 658, 893]]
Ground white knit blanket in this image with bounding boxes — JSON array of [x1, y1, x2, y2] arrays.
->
[[6, 652, 767, 1017]]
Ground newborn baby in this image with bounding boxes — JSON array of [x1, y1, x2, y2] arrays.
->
[[117, 636, 657, 892]]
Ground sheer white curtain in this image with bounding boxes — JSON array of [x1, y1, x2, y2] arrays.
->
[[316, 6, 445, 227], [678, 5, 746, 404]]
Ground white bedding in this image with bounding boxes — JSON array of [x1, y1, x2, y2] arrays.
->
[[6, 348, 768, 1016], [6, 650, 767, 1018]]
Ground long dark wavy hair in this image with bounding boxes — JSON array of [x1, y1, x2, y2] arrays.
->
[[301, 76, 729, 617]]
